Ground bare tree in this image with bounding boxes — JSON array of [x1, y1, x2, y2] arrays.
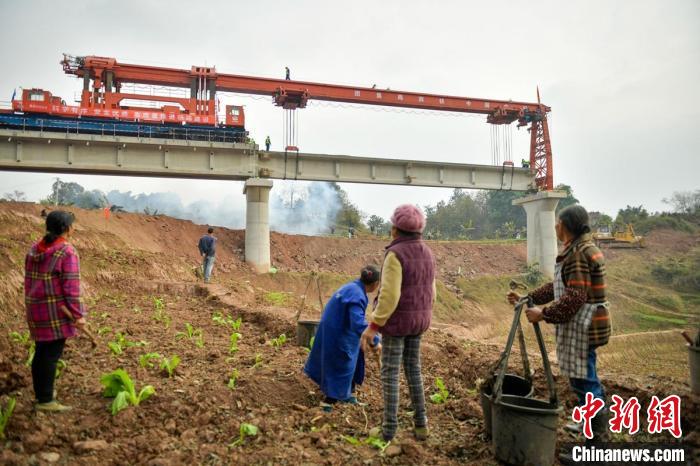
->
[[663, 190, 700, 214], [2, 190, 27, 202]]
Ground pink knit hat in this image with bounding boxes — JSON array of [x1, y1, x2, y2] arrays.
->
[[390, 204, 425, 233]]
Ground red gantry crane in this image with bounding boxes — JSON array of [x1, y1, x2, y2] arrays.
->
[[11, 55, 555, 190]]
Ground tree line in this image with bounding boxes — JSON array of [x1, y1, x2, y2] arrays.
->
[[2, 181, 699, 240]]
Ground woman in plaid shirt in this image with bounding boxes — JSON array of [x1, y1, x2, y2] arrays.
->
[[508, 204, 611, 440], [25, 210, 86, 412]]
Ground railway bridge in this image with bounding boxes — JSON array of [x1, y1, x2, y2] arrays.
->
[[0, 127, 564, 274]]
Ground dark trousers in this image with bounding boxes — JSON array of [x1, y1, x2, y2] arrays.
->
[[32, 339, 65, 403]]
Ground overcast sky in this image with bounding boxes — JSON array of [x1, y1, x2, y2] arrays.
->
[[1, 0, 698, 221]]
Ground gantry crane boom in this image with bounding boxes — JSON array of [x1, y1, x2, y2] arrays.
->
[[61, 54, 554, 189]]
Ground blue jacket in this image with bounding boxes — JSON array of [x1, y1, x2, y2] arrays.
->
[[303, 279, 376, 400], [198, 235, 216, 257]]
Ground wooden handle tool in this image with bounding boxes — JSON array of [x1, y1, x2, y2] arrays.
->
[[60, 305, 98, 348]]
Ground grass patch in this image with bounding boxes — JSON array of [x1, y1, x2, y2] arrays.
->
[[456, 275, 513, 304], [632, 308, 687, 330], [600, 332, 689, 380], [649, 294, 685, 312], [433, 281, 463, 321], [263, 291, 289, 305]]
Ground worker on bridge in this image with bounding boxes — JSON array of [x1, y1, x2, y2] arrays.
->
[[521, 158, 530, 168], [265, 135, 271, 152], [285, 67, 290, 80]]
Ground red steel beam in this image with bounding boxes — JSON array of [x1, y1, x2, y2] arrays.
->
[[65, 56, 550, 118]]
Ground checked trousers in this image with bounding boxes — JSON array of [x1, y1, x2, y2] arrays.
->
[[380, 334, 427, 439]]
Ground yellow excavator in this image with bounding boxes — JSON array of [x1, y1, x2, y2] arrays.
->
[[593, 224, 645, 248]]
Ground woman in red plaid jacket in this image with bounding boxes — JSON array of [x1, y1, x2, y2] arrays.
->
[[25, 210, 86, 412]]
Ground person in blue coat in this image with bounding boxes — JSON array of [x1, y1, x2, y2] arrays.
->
[[304, 265, 381, 408]]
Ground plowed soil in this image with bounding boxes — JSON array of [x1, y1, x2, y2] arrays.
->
[[0, 202, 697, 465]]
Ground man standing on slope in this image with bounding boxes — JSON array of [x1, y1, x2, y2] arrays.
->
[[198, 227, 217, 283], [360, 204, 436, 442]]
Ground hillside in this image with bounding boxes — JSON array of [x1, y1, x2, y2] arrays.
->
[[0, 202, 697, 465]]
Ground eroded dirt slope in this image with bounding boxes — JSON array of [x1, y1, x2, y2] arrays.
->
[[0, 202, 697, 465]]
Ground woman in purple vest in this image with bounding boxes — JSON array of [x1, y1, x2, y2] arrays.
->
[[360, 204, 436, 442]]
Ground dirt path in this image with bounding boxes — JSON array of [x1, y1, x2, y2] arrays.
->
[[614, 291, 696, 318], [609, 328, 684, 340]]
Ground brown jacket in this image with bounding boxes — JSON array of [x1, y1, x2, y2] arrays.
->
[[529, 233, 607, 324]]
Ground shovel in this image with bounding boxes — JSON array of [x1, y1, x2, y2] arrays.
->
[[60, 305, 98, 348]]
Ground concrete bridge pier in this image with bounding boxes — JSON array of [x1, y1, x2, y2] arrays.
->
[[243, 178, 274, 273], [513, 190, 567, 278]]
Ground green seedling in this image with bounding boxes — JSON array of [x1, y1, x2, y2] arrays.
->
[[364, 434, 390, 452], [108, 341, 123, 356], [139, 352, 162, 369], [176, 323, 204, 348], [97, 326, 112, 336], [152, 297, 171, 328], [268, 333, 287, 349], [109, 332, 146, 356], [341, 435, 361, 445], [99, 312, 110, 320], [9, 331, 30, 346], [213, 312, 243, 331], [176, 323, 200, 339], [156, 312, 171, 329], [230, 317, 242, 331], [227, 369, 239, 390], [117, 332, 147, 347], [10, 331, 34, 365], [55, 359, 67, 379], [229, 423, 258, 447], [100, 369, 155, 416], [153, 309, 170, 327], [304, 336, 316, 353], [0, 397, 16, 440], [153, 297, 165, 312], [132, 306, 141, 314], [212, 311, 226, 325], [160, 355, 181, 378], [25, 342, 35, 367], [252, 353, 263, 369], [229, 332, 242, 354], [429, 377, 449, 404]]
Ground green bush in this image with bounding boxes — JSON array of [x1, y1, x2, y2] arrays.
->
[[651, 255, 700, 293], [636, 215, 696, 234], [524, 262, 545, 287]]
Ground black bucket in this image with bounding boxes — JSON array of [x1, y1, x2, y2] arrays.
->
[[480, 374, 533, 438], [296, 320, 319, 347], [492, 395, 562, 466]]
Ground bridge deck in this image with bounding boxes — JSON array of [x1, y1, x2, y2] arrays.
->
[[0, 129, 534, 190]]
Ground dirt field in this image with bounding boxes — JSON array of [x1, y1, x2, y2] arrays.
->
[[0, 202, 697, 465]]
